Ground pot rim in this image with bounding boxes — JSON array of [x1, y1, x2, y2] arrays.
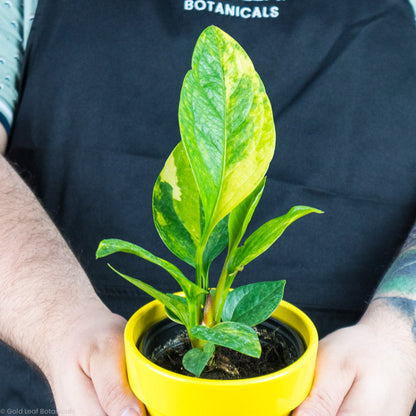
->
[[125, 298, 318, 385]]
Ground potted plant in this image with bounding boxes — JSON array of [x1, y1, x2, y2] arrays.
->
[[96, 25, 322, 416]]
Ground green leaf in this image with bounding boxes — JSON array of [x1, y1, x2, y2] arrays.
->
[[96, 239, 206, 301], [191, 321, 261, 358], [230, 206, 323, 271], [106, 264, 190, 328], [222, 281, 286, 326], [203, 215, 229, 274], [165, 295, 188, 325], [228, 178, 266, 251], [153, 142, 228, 272], [179, 25, 276, 235], [153, 142, 201, 268], [182, 343, 215, 377]]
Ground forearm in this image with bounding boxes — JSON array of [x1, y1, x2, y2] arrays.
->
[[359, 221, 416, 389], [294, 225, 416, 416], [371, 223, 416, 343], [0, 154, 105, 377]]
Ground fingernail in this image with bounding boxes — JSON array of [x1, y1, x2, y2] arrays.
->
[[121, 407, 141, 416]]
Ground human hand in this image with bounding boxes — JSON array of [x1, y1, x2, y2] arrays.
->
[[293, 302, 416, 416], [44, 304, 147, 416]]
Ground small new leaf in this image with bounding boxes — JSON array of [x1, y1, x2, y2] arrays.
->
[[182, 343, 216, 377], [191, 322, 261, 358], [222, 281, 285, 326]]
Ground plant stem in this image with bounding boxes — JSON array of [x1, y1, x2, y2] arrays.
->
[[195, 247, 203, 289], [191, 231, 211, 337], [195, 228, 211, 290], [212, 253, 237, 324], [188, 295, 206, 349], [190, 334, 206, 349], [202, 293, 215, 327]]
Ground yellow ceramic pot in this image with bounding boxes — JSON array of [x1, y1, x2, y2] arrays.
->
[[125, 299, 318, 416]]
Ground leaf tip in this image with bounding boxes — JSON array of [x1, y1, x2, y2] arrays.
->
[[96, 240, 107, 259]]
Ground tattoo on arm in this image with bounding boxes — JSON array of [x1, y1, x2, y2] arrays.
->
[[373, 223, 416, 341], [401, 225, 416, 253], [375, 247, 416, 297], [373, 297, 416, 340]]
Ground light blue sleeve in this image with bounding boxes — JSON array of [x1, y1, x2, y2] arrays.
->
[[410, 0, 416, 17], [0, 0, 37, 134]]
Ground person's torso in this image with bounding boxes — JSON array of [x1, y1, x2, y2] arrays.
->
[[8, 0, 416, 332], [4, 0, 416, 410]]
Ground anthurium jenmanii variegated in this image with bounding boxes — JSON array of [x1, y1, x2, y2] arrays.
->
[[96, 25, 323, 377]]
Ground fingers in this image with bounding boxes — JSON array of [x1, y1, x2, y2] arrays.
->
[[49, 311, 147, 416], [292, 334, 356, 416], [336, 375, 387, 416], [292, 323, 416, 416], [52, 362, 106, 416], [336, 370, 414, 416], [52, 337, 146, 416], [89, 331, 147, 416]]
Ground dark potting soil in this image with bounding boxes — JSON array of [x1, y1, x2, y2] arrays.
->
[[140, 319, 304, 380]]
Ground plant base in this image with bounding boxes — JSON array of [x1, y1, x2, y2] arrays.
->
[[125, 299, 318, 416], [141, 317, 304, 380]]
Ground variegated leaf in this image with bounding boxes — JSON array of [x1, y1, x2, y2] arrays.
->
[[153, 142, 201, 267], [179, 25, 276, 236], [153, 141, 228, 270], [191, 321, 261, 358]]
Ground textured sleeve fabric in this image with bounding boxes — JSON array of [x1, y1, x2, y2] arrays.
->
[[0, 0, 37, 134], [411, 0, 416, 16]]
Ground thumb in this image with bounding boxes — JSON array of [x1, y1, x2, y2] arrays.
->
[[292, 341, 354, 416], [89, 334, 147, 416]]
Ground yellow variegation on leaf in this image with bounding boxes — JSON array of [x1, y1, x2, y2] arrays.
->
[[179, 26, 276, 238]]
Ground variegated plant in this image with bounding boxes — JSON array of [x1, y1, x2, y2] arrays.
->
[[96, 26, 322, 377]]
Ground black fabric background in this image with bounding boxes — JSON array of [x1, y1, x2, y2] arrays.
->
[[2, 0, 416, 413]]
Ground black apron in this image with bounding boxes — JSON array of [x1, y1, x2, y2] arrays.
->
[[3, 0, 416, 410]]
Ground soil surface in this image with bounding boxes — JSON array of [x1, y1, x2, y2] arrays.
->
[[145, 324, 301, 380]]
